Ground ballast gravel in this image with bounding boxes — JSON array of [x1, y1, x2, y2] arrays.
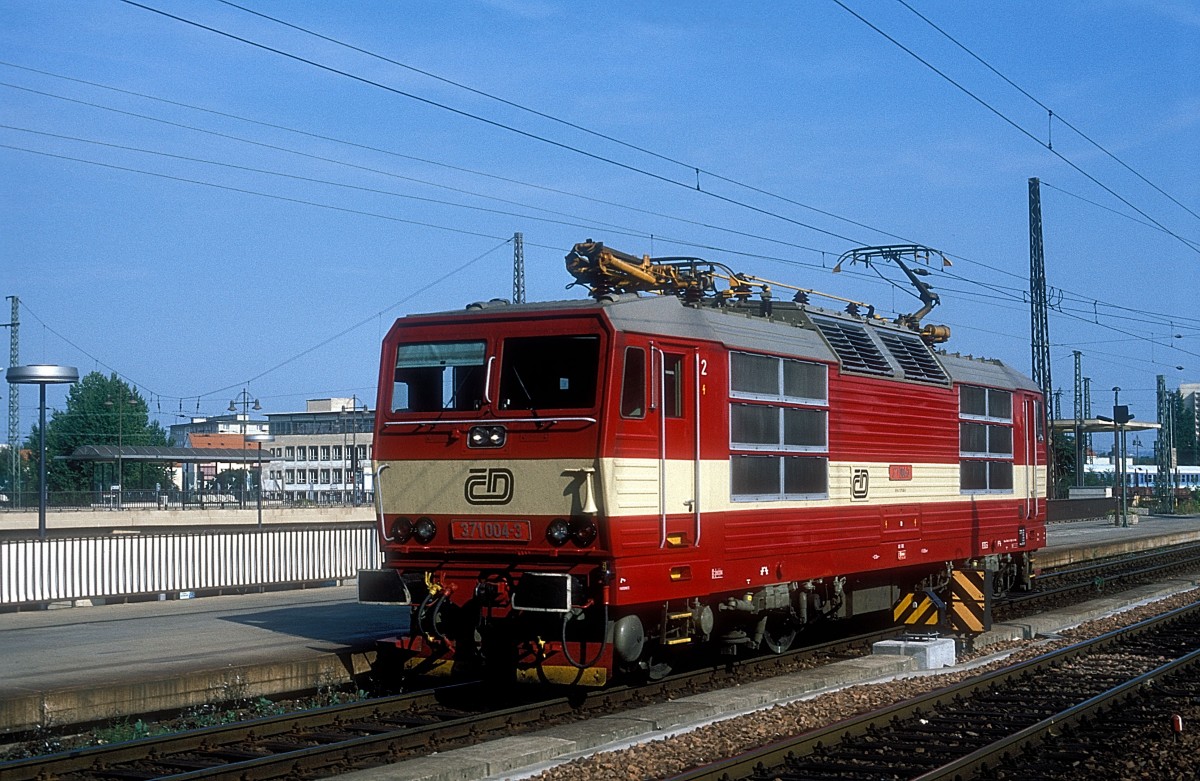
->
[[525, 587, 1200, 781]]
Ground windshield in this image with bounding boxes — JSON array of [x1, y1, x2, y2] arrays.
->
[[498, 335, 600, 411], [392, 340, 486, 413]]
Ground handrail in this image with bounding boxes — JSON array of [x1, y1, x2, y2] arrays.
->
[[384, 416, 596, 428]]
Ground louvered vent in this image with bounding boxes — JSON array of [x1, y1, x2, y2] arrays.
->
[[812, 318, 893, 376], [878, 330, 949, 384]]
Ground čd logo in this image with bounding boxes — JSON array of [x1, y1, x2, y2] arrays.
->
[[464, 468, 514, 505]]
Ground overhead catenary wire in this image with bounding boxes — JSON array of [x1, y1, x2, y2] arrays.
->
[[5, 63, 1194, 329], [0, 60, 836, 255], [167, 1, 1200, 273], [9, 6, 1190, 412], [893, 0, 1200, 227], [113, 0, 876, 248], [829, 0, 1199, 257]]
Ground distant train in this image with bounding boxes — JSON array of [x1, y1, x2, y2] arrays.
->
[[1084, 462, 1200, 496], [360, 242, 1047, 685]]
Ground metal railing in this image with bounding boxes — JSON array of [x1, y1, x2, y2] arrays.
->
[[0, 526, 382, 606]]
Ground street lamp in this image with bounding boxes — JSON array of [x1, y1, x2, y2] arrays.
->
[[245, 433, 274, 529], [6, 364, 79, 539], [229, 389, 261, 506], [105, 391, 137, 509]]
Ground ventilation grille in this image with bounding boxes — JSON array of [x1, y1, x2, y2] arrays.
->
[[878, 330, 949, 384], [812, 318, 893, 376]]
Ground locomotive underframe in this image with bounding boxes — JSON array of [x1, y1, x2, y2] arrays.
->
[[368, 548, 1031, 685]]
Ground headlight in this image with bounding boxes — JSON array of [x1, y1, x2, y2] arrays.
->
[[467, 425, 507, 448], [571, 518, 598, 546], [546, 518, 571, 546], [413, 516, 437, 543], [390, 517, 413, 543]]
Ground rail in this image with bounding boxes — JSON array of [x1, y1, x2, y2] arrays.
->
[[668, 600, 1200, 781], [0, 627, 898, 780], [0, 526, 381, 606]]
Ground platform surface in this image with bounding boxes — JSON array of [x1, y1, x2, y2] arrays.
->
[[0, 586, 410, 732], [1037, 512, 1200, 568]]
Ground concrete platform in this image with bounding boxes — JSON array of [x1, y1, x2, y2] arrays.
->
[[0, 586, 408, 734], [2, 513, 1199, 737], [1036, 513, 1200, 569]]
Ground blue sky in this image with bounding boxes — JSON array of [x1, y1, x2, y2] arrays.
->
[[2, 0, 1197, 450]]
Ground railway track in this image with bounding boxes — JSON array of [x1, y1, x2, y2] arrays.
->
[[666, 599, 1200, 781], [9, 545, 1200, 780], [996, 540, 1200, 622], [0, 627, 895, 780]]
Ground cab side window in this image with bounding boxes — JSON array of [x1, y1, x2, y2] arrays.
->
[[620, 347, 646, 418]]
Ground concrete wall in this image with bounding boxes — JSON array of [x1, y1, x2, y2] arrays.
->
[[0, 505, 375, 535]]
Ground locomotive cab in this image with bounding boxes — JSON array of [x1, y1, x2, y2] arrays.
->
[[368, 302, 622, 684]]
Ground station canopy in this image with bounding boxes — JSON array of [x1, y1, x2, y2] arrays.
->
[[67, 445, 277, 465], [1050, 418, 1160, 434]]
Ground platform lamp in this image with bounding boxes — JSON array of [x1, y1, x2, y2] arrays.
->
[[245, 433, 274, 529], [6, 364, 79, 539], [229, 390, 261, 507]]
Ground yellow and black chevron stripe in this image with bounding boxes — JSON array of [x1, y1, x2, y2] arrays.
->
[[893, 568, 993, 633], [947, 569, 992, 633], [893, 589, 943, 627]]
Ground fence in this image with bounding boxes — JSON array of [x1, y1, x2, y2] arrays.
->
[[0, 525, 382, 606]]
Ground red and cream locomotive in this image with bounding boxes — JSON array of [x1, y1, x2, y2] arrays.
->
[[360, 241, 1047, 685]]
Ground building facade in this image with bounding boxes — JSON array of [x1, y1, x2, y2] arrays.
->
[[169, 414, 270, 495], [265, 398, 375, 505]]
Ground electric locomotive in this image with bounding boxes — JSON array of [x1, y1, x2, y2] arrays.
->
[[360, 241, 1047, 685]]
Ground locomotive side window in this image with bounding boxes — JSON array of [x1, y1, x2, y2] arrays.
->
[[498, 335, 600, 410], [729, 352, 829, 500], [662, 353, 684, 418], [959, 384, 1014, 493], [620, 347, 646, 418], [392, 340, 486, 413]]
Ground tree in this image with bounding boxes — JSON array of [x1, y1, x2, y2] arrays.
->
[[212, 467, 255, 497], [25, 372, 172, 497], [1052, 431, 1076, 498]]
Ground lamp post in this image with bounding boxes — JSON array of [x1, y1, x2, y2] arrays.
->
[[105, 390, 137, 509], [1112, 386, 1128, 528], [229, 389, 260, 506], [6, 364, 79, 539], [245, 433, 274, 529]]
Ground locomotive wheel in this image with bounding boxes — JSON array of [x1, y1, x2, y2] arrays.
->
[[761, 614, 797, 654]]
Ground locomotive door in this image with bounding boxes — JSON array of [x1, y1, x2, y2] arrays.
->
[[652, 345, 701, 548], [1022, 395, 1043, 518]]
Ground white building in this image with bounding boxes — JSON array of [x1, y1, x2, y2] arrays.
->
[[265, 398, 374, 505], [169, 413, 270, 496]]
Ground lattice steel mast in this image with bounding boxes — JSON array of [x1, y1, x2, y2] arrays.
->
[[1073, 351, 1084, 487], [4, 296, 17, 498], [1156, 375, 1177, 514], [1029, 178, 1054, 492], [512, 232, 525, 304]]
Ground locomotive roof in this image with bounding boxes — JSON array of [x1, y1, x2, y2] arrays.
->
[[419, 294, 1038, 393]]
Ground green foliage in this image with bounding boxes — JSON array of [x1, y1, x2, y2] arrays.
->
[[1052, 431, 1077, 498], [25, 372, 172, 494], [92, 718, 151, 745], [212, 467, 256, 495]]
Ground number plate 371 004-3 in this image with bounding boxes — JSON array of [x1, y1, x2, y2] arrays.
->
[[451, 520, 531, 542]]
